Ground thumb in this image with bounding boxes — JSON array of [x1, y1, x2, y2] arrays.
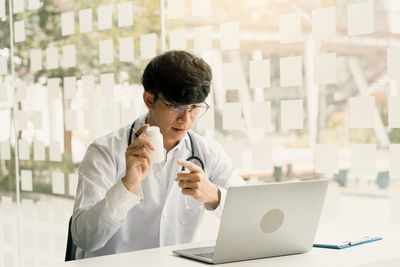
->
[[136, 124, 150, 136]]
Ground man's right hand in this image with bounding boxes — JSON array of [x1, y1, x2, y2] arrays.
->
[[122, 124, 155, 192]]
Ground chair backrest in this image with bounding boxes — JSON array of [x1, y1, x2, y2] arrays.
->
[[65, 216, 77, 261]]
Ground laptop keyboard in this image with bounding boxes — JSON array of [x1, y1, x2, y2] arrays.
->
[[195, 252, 214, 259]]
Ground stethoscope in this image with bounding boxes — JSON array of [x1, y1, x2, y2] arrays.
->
[[128, 120, 205, 171]]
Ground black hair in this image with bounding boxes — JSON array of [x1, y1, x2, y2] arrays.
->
[[141, 50, 212, 105]]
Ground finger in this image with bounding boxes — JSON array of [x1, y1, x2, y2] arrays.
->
[[126, 148, 151, 160], [177, 159, 202, 173], [181, 188, 196, 196], [136, 124, 149, 136], [128, 136, 155, 151], [178, 180, 199, 189], [175, 172, 200, 182]]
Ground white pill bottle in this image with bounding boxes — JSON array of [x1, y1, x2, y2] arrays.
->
[[144, 126, 165, 163]]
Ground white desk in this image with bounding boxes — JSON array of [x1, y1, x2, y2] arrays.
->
[[47, 223, 400, 267]]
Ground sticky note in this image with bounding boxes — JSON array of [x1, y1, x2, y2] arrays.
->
[[13, 0, 23, 13], [280, 100, 303, 130], [15, 111, 28, 131], [49, 141, 62, 162], [21, 170, 33, 192], [46, 47, 59, 70], [102, 108, 114, 131], [62, 44, 76, 68], [167, 0, 184, 19], [279, 13, 302, 43], [220, 21, 240, 50], [0, 0, 6, 17], [388, 96, 400, 128], [79, 9, 93, 33], [249, 59, 270, 88], [33, 111, 43, 129], [249, 101, 272, 130], [14, 20, 25, 43], [99, 39, 114, 64], [69, 173, 78, 196], [63, 76, 76, 100], [387, 47, 400, 79], [0, 140, 11, 160], [100, 73, 114, 96], [347, 1, 373, 36], [65, 109, 77, 131], [33, 141, 45, 161], [52, 172, 65, 195], [251, 142, 272, 170], [18, 139, 30, 160], [350, 144, 376, 176], [389, 144, 400, 179], [192, 0, 211, 16], [223, 103, 243, 130], [61, 12, 74, 36], [98, 5, 113, 30], [119, 36, 134, 62], [169, 29, 187, 50], [82, 75, 95, 98], [312, 7, 336, 39], [222, 62, 241, 91], [30, 49, 42, 72], [314, 144, 338, 174], [0, 55, 7, 75], [15, 81, 27, 101], [140, 33, 157, 60], [28, 0, 40, 10], [195, 106, 214, 131], [314, 53, 336, 84], [194, 25, 212, 53], [349, 96, 375, 128], [280, 56, 302, 87], [118, 1, 133, 27], [47, 77, 61, 99]]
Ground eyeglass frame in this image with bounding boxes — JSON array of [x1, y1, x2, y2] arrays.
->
[[157, 97, 209, 119]]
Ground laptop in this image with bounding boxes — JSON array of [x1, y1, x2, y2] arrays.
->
[[173, 179, 329, 264]]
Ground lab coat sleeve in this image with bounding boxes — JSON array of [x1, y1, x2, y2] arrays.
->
[[71, 143, 142, 253]]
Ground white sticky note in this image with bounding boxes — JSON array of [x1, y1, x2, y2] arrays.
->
[[18, 139, 30, 160], [47, 77, 61, 99], [49, 141, 62, 162], [14, 20, 25, 43], [119, 36, 134, 62], [100, 73, 114, 96], [279, 13, 302, 44], [223, 103, 244, 130], [220, 21, 240, 50], [347, 1, 373, 36], [30, 49, 42, 72], [52, 172, 65, 195], [249, 101, 272, 130], [194, 25, 212, 53], [69, 173, 78, 196], [0, 0, 5, 17], [79, 8, 93, 33], [118, 1, 133, 27], [169, 29, 187, 50], [13, 0, 23, 13], [387, 47, 400, 79], [0, 140, 11, 160], [312, 7, 336, 39], [16, 81, 27, 101], [102, 108, 114, 131], [249, 59, 270, 89], [33, 111, 43, 129], [388, 96, 400, 128], [222, 62, 241, 91], [65, 109, 77, 131], [46, 46, 59, 70], [196, 106, 214, 131], [251, 142, 272, 170], [140, 33, 157, 60], [63, 76, 76, 100], [349, 96, 375, 128], [167, 0, 184, 19], [28, 0, 40, 10], [350, 144, 376, 176], [0, 55, 7, 75], [15, 111, 28, 131], [314, 53, 336, 84], [21, 170, 33, 192], [62, 44, 76, 68], [281, 100, 303, 130], [192, 0, 211, 16], [99, 39, 114, 64], [98, 5, 113, 30], [61, 12, 75, 36], [314, 144, 338, 174], [280, 56, 302, 87], [33, 141, 45, 161], [82, 75, 95, 98], [389, 144, 400, 179]]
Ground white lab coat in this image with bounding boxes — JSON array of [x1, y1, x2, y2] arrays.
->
[[71, 113, 245, 259]]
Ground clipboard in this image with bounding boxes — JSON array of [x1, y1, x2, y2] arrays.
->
[[313, 236, 382, 249]]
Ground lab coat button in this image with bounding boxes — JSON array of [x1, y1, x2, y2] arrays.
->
[[156, 171, 162, 178]]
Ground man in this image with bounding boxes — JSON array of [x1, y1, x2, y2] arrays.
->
[[72, 50, 245, 259]]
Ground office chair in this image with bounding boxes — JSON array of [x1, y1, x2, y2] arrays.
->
[[65, 216, 77, 261]]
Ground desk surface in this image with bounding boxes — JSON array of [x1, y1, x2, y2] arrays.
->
[[48, 224, 400, 267]]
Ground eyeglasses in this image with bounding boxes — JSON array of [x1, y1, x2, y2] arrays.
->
[[158, 98, 209, 119]]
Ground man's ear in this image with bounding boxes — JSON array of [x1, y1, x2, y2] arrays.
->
[[143, 92, 155, 110]]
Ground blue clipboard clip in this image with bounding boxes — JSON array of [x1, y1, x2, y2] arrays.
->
[[313, 236, 383, 249]]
